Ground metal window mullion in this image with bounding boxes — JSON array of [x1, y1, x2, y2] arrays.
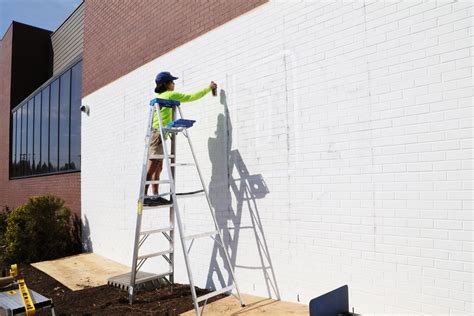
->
[[15, 111, 18, 176], [39, 91, 42, 172], [68, 70, 72, 170], [25, 105, 28, 176], [16, 112, 19, 176], [19, 108, 21, 176], [20, 106, 23, 176], [25, 103, 28, 176], [47, 86, 51, 174], [9, 112, 11, 178], [10, 111, 15, 178], [57, 80, 61, 172], [32, 98, 35, 174], [13, 112, 16, 178]]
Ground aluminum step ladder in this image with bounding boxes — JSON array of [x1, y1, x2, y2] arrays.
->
[[128, 98, 245, 315]]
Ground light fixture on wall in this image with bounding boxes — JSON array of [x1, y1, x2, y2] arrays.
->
[[80, 105, 90, 116]]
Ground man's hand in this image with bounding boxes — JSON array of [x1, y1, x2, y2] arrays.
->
[[210, 81, 217, 96]]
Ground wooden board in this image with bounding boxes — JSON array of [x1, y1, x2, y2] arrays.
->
[[31, 253, 130, 291], [180, 294, 308, 316]]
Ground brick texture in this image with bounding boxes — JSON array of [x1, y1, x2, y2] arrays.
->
[[1, 174, 81, 216], [82, 0, 268, 97], [82, 0, 473, 314], [0, 27, 14, 209]]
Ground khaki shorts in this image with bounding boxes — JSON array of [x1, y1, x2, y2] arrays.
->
[[149, 132, 163, 156]]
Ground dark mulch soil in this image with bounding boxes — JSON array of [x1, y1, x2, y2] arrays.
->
[[10, 264, 225, 315]]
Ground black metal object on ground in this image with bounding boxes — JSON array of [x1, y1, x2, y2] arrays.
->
[[309, 285, 356, 316]]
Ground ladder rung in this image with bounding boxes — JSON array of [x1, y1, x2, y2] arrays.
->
[[137, 249, 173, 260], [143, 203, 173, 209], [176, 189, 204, 196], [164, 127, 185, 133], [144, 192, 171, 198], [145, 180, 171, 185], [184, 230, 218, 241], [197, 285, 234, 303], [176, 192, 205, 199], [170, 163, 195, 167], [135, 270, 173, 285], [140, 226, 173, 236], [152, 127, 185, 133], [149, 154, 175, 160]]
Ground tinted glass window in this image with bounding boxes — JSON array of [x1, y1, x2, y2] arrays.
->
[[70, 61, 82, 170], [11, 112, 17, 177], [49, 79, 59, 172], [41, 87, 50, 173], [10, 60, 82, 178], [21, 106, 27, 175], [15, 111, 21, 176], [59, 70, 71, 170], [27, 99, 34, 175], [34, 93, 42, 173]]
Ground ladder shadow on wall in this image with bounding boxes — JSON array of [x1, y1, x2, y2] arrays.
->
[[205, 90, 280, 299]]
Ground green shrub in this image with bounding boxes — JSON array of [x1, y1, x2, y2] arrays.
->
[[2, 195, 81, 264], [0, 206, 10, 247]]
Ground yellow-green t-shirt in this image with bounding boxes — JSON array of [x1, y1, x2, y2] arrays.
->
[[152, 87, 212, 130]]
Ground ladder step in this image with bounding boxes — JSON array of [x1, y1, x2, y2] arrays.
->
[[197, 285, 234, 303], [149, 154, 175, 160], [137, 249, 173, 260], [152, 127, 187, 132], [153, 127, 186, 134], [140, 226, 173, 236], [143, 203, 173, 209], [170, 163, 195, 167], [146, 190, 203, 198], [184, 230, 218, 241], [145, 180, 171, 185], [145, 192, 171, 199], [164, 127, 186, 133], [135, 270, 173, 285]]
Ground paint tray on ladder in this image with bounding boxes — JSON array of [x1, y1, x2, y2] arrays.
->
[[167, 119, 196, 128]]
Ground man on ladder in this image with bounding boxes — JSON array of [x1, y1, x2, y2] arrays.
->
[[145, 71, 217, 206], [118, 70, 245, 316]]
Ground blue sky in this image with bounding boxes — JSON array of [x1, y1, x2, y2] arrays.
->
[[1, 0, 83, 38]]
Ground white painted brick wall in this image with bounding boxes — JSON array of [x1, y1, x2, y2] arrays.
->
[[82, 0, 473, 314]]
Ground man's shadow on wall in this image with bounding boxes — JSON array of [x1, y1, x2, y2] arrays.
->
[[206, 90, 280, 299]]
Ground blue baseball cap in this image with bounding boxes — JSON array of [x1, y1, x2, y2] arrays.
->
[[155, 71, 178, 83]]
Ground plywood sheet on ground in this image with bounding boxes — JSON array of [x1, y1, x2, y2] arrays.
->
[[31, 253, 130, 291], [180, 294, 308, 315]]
